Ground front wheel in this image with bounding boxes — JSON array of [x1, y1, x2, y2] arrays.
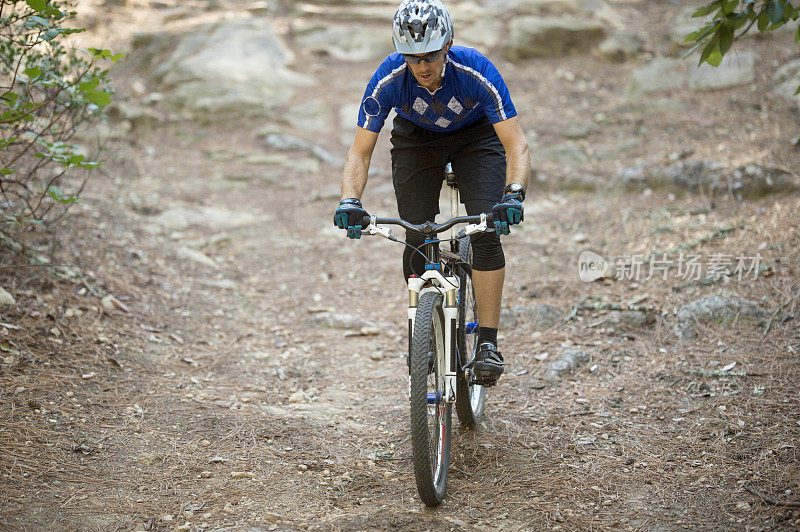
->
[[409, 291, 451, 506], [456, 236, 486, 428]]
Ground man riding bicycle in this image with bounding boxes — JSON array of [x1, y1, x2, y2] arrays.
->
[[334, 0, 530, 387]]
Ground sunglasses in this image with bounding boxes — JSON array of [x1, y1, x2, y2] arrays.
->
[[402, 48, 446, 65]]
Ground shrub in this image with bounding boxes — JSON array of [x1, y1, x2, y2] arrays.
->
[[0, 0, 120, 237]]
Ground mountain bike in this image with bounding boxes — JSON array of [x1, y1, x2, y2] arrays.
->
[[360, 163, 494, 505]]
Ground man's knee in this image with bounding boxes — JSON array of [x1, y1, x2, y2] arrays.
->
[[470, 232, 505, 271]]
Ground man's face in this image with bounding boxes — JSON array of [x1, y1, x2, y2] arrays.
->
[[403, 44, 450, 91]]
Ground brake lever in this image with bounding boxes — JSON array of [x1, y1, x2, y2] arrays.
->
[[364, 215, 392, 239], [463, 213, 489, 236]]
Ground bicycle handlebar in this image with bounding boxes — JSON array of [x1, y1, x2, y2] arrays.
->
[[360, 213, 494, 236]]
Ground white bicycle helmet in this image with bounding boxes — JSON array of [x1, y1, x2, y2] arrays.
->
[[392, 0, 454, 55]]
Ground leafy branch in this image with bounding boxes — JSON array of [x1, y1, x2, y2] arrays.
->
[[0, 0, 120, 231], [684, 0, 800, 92]]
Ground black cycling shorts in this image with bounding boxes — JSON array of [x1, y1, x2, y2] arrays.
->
[[390, 114, 506, 278]]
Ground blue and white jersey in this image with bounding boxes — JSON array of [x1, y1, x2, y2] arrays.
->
[[357, 46, 517, 133]]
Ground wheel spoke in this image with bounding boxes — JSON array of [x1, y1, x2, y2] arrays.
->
[[456, 236, 486, 428]]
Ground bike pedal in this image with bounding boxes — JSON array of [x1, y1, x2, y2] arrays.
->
[[469, 375, 498, 388]]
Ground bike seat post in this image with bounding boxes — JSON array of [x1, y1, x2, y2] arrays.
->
[[445, 162, 456, 189]]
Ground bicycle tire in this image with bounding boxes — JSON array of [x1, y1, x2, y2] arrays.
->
[[409, 291, 451, 506], [455, 236, 486, 428]]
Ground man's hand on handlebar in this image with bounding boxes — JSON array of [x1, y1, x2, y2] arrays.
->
[[333, 198, 369, 239], [492, 191, 524, 235]]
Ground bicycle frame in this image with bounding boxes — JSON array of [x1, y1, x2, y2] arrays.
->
[[363, 163, 490, 404]]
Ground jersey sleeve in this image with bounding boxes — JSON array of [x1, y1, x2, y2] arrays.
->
[[471, 55, 517, 124], [357, 57, 405, 133]]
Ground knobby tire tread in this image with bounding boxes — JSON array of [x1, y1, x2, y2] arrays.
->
[[409, 291, 450, 506]]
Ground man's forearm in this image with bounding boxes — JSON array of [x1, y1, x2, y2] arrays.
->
[[340, 150, 371, 200], [505, 143, 530, 190]]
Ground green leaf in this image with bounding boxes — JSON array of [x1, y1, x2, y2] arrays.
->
[[692, 1, 723, 18], [727, 11, 749, 29], [42, 6, 63, 17], [757, 9, 769, 30], [0, 342, 20, 355], [42, 28, 60, 41], [796, 22, 800, 41], [87, 48, 124, 63], [706, 46, 724, 66], [1, 92, 19, 106], [682, 40, 706, 59], [723, 0, 739, 15], [25, 0, 47, 12], [24, 66, 41, 79], [47, 186, 79, 204], [83, 89, 111, 107], [718, 24, 734, 54], [766, 0, 784, 25], [78, 77, 111, 107], [785, 2, 798, 20], [699, 42, 713, 65], [1, 168, 13, 175], [27, 15, 49, 28], [684, 22, 718, 43]]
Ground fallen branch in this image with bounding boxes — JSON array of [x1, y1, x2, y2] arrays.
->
[[762, 288, 800, 338], [682, 369, 757, 377], [573, 296, 662, 314], [744, 484, 800, 508]]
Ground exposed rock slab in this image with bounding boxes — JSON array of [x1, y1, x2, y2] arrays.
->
[[688, 52, 756, 92], [0, 287, 15, 307], [311, 313, 375, 330], [626, 53, 756, 98], [596, 32, 643, 63], [293, 23, 394, 62], [546, 349, 590, 380], [151, 206, 260, 232], [259, 133, 342, 166], [617, 160, 798, 197], [505, 17, 606, 60], [606, 310, 655, 330], [773, 58, 800, 110], [625, 58, 688, 98], [675, 295, 768, 338], [133, 19, 312, 122]]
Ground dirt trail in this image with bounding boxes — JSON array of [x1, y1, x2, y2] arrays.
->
[[2, 0, 800, 530]]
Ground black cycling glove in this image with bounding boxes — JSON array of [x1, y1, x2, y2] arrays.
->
[[492, 192, 524, 235], [333, 198, 368, 239]]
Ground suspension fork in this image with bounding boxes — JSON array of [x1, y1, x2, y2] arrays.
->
[[442, 287, 458, 403], [407, 270, 459, 403]]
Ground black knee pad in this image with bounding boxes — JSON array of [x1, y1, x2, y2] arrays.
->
[[470, 231, 505, 271]]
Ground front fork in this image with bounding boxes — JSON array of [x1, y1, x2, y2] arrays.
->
[[408, 275, 459, 404]]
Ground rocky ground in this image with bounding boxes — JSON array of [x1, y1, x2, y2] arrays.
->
[[1, 0, 799, 530]]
